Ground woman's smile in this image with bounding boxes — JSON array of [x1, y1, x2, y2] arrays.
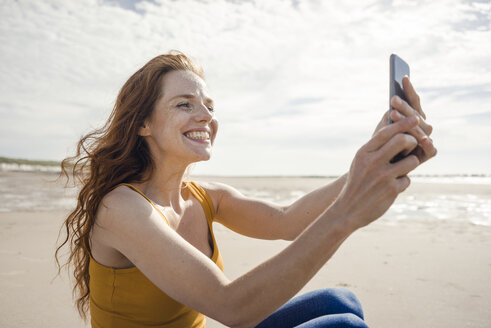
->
[[183, 129, 211, 143]]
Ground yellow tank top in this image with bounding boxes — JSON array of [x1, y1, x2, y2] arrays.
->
[[89, 181, 224, 328]]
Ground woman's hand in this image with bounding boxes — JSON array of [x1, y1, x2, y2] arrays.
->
[[334, 116, 421, 230], [373, 77, 437, 163]]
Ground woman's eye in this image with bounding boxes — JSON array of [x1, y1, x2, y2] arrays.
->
[[177, 102, 192, 110], [177, 101, 214, 113]]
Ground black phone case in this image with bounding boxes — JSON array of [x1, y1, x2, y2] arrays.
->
[[389, 54, 410, 163]]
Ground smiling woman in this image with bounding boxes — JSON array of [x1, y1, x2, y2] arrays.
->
[[56, 51, 436, 328], [137, 69, 218, 166]]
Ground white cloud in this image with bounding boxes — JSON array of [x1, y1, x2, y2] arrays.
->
[[0, 0, 490, 174]]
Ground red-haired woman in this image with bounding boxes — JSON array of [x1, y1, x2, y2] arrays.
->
[[57, 52, 436, 328]]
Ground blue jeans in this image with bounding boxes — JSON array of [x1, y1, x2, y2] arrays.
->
[[255, 288, 369, 328]]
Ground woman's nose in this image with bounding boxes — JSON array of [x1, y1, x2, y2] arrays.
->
[[195, 104, 213, 122]]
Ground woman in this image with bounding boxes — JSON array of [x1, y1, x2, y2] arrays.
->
[[56, 52, 436, 327]]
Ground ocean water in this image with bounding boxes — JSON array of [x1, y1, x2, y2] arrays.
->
[[0, 171, 77, 213], [1, 169, 490, 226]]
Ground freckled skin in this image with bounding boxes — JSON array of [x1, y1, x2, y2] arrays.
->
[[139, 70, 218, 167]]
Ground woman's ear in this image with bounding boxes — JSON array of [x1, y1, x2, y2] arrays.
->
[[138, 123, 151, 137]]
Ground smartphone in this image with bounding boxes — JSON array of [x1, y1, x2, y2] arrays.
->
[[389, 54, 410, 123], [389, 54, 410, 162]]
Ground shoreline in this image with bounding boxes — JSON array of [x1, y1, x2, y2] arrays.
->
[[1, 166, 491, 179]]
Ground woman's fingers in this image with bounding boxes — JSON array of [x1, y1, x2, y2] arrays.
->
[[396, 175, 412, 193], [391, 96, 433, 136], [412, 137, 438, 163], [365, 116, 418, 152], [382, 109, 390, 120], [390, 109, 437, 162], [390, 110, 427, 142], [391, 154, 420, 178], [372, 110, 391, 137], [379, 132, 418, 163], [402, 76, 426, 119]]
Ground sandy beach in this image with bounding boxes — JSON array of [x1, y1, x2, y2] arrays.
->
[[0, 172, 490, 327]]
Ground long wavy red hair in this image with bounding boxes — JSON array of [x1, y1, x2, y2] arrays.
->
[[55, 51, 204, 320]]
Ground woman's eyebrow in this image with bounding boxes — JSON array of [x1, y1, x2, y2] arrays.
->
[[169, 94, 214, 105], [169, 94, 195, 101]]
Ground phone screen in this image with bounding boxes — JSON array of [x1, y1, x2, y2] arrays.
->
[[389, 54, 410, 124]]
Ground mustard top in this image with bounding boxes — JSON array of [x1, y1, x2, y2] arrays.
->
[[89, 181, 224, 328]]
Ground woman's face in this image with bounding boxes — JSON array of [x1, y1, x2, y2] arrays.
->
[[140, 70, 218, 166]]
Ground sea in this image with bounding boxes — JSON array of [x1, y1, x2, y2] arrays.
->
[[1, 163, 490, 226]]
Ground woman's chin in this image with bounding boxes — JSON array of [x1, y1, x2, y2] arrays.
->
[[187, 150, 212, 163]]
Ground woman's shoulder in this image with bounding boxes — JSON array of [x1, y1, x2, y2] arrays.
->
[[191, 181, 237, 196], [191, 181, 247, 207], [96, 184, 153, 226], [91, 184, 157, 267], [101, 184, 145, 207]]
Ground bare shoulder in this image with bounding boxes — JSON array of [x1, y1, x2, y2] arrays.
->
[[193, 181, 246, 208], [96, 185, 153, 231], [91, 185, 158, 266], [195, 181, 244, 198]]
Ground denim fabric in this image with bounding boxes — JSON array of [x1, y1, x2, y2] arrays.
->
[[255, 288, 369, 328]]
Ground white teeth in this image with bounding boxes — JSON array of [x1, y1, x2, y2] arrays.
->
[[184, 131, 210, 140]]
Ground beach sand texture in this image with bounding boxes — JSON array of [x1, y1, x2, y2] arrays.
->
[[0, 171, 490, 327]]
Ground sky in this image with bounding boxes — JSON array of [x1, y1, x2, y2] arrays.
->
[[1, 0, 490, 176]]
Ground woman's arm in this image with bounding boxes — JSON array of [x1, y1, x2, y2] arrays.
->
[[96, 116, 421, 328], [212, 78, 436, 242], [207, 173, 347, 241], [271, 173, 348, 239]]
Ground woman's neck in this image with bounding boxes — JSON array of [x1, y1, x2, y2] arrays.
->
[[138, 161, 190, 213]]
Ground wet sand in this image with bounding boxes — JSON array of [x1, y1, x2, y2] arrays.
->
[[1, 209, 490, 327]]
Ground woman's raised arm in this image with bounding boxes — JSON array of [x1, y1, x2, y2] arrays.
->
[[206, 173, 347, 241], [210, 77, 436, 243]]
